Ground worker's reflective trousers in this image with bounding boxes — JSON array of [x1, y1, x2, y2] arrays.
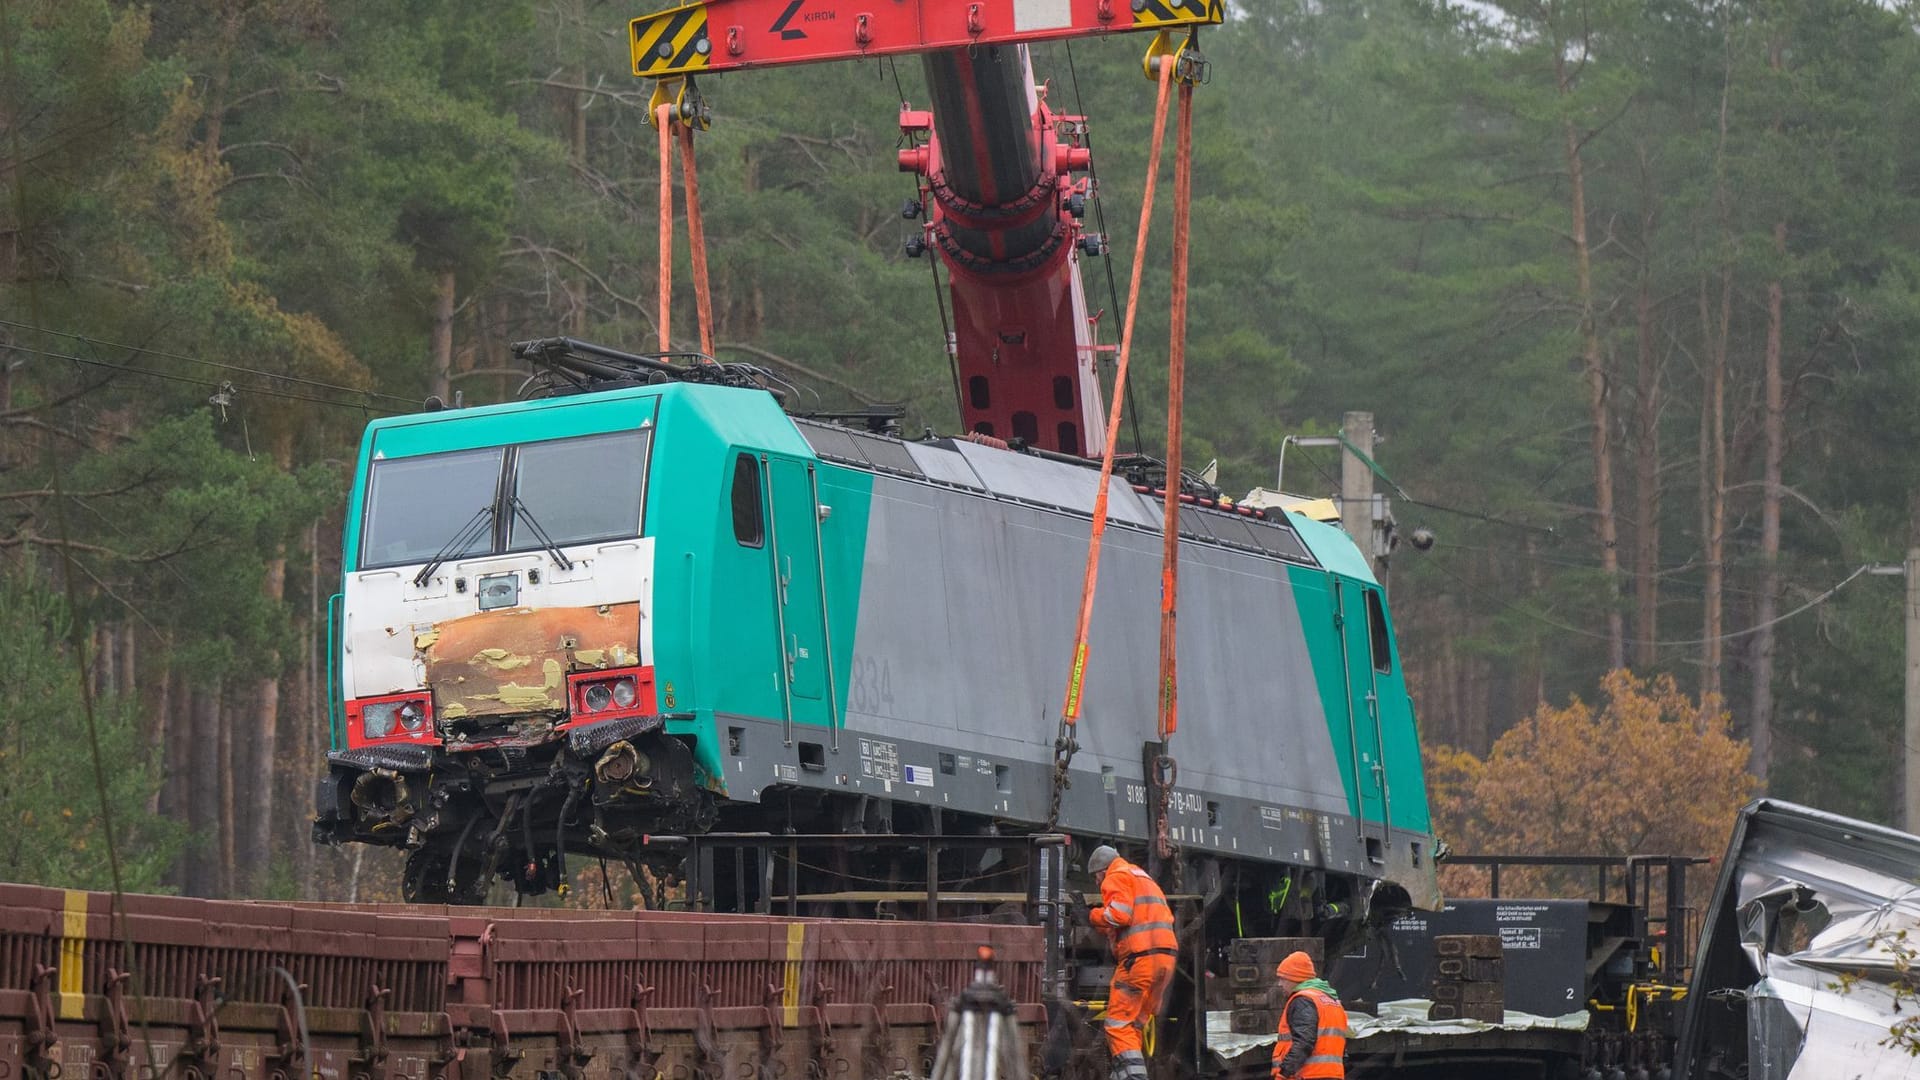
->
[[1105, 950, 1176, 1080]]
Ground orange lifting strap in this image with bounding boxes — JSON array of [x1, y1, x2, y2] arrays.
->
[[656, 104, 674, 352], [1051, 53, 1199, 839], [655, 103, 717, 358], [1153, 79, 1195, 868], [680, 123, 716, 359], [1056, 58, 1177, 735], [1158, 79, 1194, 747]]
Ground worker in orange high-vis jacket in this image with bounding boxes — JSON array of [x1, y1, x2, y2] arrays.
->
[[1270, 951, 1350, 1080], [1086, 845, 1177, 1080]]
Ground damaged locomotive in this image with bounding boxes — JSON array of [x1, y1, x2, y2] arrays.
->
[[314, 339, 1439, 927]]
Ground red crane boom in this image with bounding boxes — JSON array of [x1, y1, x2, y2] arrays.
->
[[629, 0, 1218, 455]]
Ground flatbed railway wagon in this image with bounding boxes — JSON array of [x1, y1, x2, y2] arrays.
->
[[0, 882, 1048, 1080]]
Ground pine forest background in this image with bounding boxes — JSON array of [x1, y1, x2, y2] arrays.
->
[[6, 0, 1920, 900]]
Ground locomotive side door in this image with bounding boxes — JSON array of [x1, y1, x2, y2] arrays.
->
[[764, 454, 833, 733], [1333, 578, 1390, 858]]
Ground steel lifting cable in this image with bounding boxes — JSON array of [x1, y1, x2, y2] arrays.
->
[[1045, 57, 1178, 831], [1154, 77, 1196, 875]]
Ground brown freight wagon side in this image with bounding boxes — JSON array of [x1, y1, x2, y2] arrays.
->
[[0, 885, 1046, 1080]]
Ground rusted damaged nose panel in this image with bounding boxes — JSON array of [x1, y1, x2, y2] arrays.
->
[[417, 603, 640, 719]]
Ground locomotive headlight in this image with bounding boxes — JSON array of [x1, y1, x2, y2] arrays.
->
[[398, 701, 426, 731], [362, 701, 401, 739], [610, 677, 638, 709], [583, 682, 614, 713]]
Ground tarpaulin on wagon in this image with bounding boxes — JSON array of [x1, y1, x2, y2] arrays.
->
[[1205, 1001, 1589, 1066]]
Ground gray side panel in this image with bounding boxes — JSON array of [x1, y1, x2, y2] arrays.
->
[[717, 710, 1418, 883], [904, 441, 986, 489], [945, 441, 1161, 528], [843, 472, 1350, 831]]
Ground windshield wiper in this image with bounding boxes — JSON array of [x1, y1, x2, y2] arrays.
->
[[509, 496, 575, 571], [414, 505, 495, 587]]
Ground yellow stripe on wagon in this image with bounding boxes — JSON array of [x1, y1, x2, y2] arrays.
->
[[59, 889, 87, 1019], [782, 922, 805, 1027]]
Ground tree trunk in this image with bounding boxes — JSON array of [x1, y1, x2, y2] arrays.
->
[[1562, 108, 1624, 672], [566, 276, 587, 337], [250, 570, 285, 890], [570, 68, 589, 167], [1630, 145, 1660, 669], [91, 625, 110, 701], [1700, 31, 1734, 711], [230, 433, 295, 892], [1751, 215, 1786, 781], [1749, 38, 1788, 781], [430, 269, 456, 403], [149, 662, 172, 817], [1699, 272, 1730, 708], [301, 521, 321, 900], [218, 689, 237, 897], [1518, 537, 1548, 720], [164, 663, 189, 822], [119, 624, 136, 700], [1633, 270, 1660, 669], [189, 682, 223, 896]]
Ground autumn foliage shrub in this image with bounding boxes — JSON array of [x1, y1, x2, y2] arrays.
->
[[1425, 670, 1757, 908]]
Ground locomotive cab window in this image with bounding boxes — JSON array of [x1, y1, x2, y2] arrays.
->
[[731, 454, 763, 547], [1366, 589, 1392, 673], [361, 447, 504, 569], [361, 428, 649, 571], [508, 429, 649, 552]]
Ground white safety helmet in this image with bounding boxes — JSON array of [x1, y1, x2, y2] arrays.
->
[[1088, 845, 1120, 876]]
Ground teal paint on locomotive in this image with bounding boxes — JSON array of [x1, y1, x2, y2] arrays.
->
[[638, 388, 868, 784]]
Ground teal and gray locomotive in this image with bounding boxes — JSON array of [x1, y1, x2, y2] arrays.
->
[[314, 340, 1438, 926]]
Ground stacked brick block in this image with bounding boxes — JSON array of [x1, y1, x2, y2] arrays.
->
[[1427, 933, 1505, 1023], [1226, 937, 1323, 1035]]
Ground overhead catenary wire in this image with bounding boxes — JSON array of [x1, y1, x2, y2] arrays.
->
[[1433, 539, 1855, 602], [1285, 444, 1872, 631], [2, 341, 405, 414], [1275, 433, 1874, 647], [1294, 438, 1850, 596], [1399, 496, 1559, 537], [1284, 442, 1560, 538], [0, 317, 417, 407], [1428, 556, 1873, 649]]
